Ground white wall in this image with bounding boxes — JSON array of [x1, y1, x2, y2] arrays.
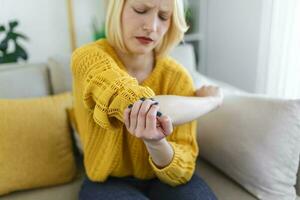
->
[[204, 0, 264, 93], [73, 0, 105, 47], [0, 0, 105, 63]]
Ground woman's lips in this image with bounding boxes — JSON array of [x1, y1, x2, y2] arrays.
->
[[136, 37, 153, 45]]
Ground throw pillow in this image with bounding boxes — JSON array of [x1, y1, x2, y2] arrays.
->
[[47, 56, 72, 94], [0, 92, 77, 196], [197, 93, 300, 200]]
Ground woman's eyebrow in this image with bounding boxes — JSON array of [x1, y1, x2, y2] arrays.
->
[[135, 2, 171, 13], [159, 5, 172, 13], [133, 1, 154, 8]]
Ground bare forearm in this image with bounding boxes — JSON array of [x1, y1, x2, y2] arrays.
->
[[154, 95, 219, 126]]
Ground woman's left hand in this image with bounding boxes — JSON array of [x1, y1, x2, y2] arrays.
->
[[196, 85, 224, 107], [123, 98, 173, 143]]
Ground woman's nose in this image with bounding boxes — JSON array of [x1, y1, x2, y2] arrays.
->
[[143, 15, 158, 33]]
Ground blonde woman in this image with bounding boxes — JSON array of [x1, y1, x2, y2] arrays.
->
[[71, 0, 222, 199]]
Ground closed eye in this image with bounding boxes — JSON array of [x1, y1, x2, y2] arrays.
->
[[133, 8, 147, 14], [159, 15, 169, 21]]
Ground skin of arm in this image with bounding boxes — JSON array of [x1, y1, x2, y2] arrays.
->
[[153, 95, 221, 126]]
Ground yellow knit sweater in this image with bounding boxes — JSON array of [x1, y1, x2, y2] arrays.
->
[[71, 39, 198, 186]]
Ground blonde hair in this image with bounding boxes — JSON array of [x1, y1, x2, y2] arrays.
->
[[105, 0, 188, 58]]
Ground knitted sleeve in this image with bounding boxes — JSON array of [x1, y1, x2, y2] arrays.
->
[[71, 44, 155, 129], [148, 63, 199, 186]]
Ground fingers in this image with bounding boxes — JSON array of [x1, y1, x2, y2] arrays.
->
[[196, 85, 221, 97], [123, 107, 131, 129], [127, 98, 158, 134], [124, 97, 173, 142], [136, 99, 154, 136], [145, 103, 160, 130], [157, 115, 173, 136], [129, 100, 143, 132]]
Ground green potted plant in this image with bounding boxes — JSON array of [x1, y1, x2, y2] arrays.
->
[[0, 20, 29, 64], [183, 0, 194, 34]]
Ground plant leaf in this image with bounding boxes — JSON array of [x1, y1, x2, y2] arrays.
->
[[0, 26, 5, 32]]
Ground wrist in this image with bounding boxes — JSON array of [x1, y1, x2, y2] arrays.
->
[[143, 138, 167, 148]]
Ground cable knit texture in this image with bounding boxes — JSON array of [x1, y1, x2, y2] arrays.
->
[[71, 39, 198, 186]]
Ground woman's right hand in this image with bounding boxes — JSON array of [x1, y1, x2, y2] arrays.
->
[[123, 98, 173, 143], [196, 85, 224, 107]]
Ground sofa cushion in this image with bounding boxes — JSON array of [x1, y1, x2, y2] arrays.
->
[[170, 43, 203, 88], [0, 63, 45, 72], [0, 176, 83, 200], [170, 43, 197, 74], [47, 55, 72, 94], [197, 93, 300, 200], [0, 63, 51, 98], [0, 92, 77, 196], [0, 156, 85, 200], [197, 158, 258, 200]]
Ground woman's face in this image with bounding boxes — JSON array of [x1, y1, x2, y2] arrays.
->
[[121, 0, 173, 55]]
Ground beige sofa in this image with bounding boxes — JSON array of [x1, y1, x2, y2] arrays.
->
[[0, 44, 299, 200]]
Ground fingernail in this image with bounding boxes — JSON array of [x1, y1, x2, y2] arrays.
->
[[128, 104, 133, 108], [140, 97, 146, 101], [150, 98, 155, 101], [157, 111, 162, 117], [153, 102, 159, 105]]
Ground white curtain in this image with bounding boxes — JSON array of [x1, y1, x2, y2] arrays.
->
[[258, 0, 300, 99]]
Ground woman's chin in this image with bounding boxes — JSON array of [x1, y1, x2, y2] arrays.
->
[[129, 46, 153, 55]]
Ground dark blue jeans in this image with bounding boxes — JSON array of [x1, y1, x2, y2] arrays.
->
[[79, 174, 218, 200]]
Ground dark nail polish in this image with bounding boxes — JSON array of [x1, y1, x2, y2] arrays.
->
[[153, 102, 159, 105], [128, 104, 133, 108], [157, 111, 162, 117], [140, 97, 146, 101]]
